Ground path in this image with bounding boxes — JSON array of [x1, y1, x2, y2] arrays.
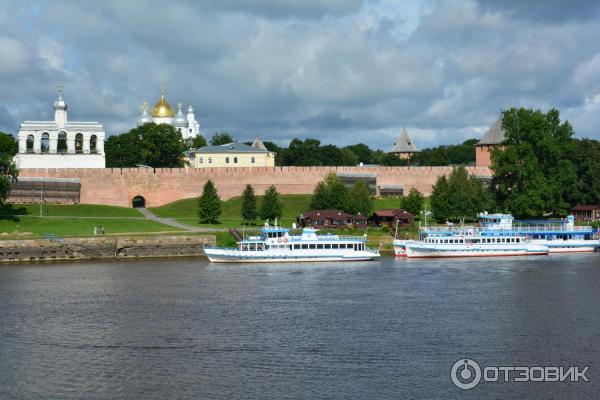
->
[[136, 208, 227, 232]]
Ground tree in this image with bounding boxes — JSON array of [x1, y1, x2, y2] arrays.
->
[[348, 180, 373, 217], [309, 172, 350, 211], [198, 180, 222, 224], [185, 135, 207, 149], [378, 153, 408, 166], [411, 139, 478, 166], [400, 188, 424, 215], [0, 132, 18, 156], [279, 138, 323, 166], [0, 131, 18, 205], [241, 184, 257, 224], [491, 108, 579, 217], [344, 143, 376, 164], [260, 185, 283, 221], [210, 131, 235, 145], [105, 123, 186, 168], [430, 166, 493, 222]]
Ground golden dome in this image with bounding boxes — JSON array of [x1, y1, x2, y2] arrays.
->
[[151, 89, 175, 118]]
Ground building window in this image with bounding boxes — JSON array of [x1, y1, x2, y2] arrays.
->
[[75, 133, 83, 153], [90, 135, 97, 153], [57, 131, 67, 153], [41, 132, 50, 153], [26, 135, 34, 153], [199, 157, 203, 164], [251, 156, 255, 163], [208, 157, 212, 164], [225, 157, 229, 164], [234, 157, 238, 164]]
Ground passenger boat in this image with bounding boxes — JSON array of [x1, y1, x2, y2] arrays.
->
[[420, 213, 599, 254], [403, 232, 549, 258], [204, 225, 380, 263]]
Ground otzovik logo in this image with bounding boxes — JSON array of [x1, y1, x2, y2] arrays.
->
[[451, 358, 590, 390]]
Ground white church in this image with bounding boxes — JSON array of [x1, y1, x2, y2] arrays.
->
[[14, 88, 106, 169], [137, 88, 200, 139]]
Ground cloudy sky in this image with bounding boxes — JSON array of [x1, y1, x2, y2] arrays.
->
[[1, 0, 600, 150]]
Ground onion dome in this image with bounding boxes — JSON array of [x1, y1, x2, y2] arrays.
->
[[187, 105, 194, 113], [151, 88, 174, 118], [173, 102, 187, 127], [53, 90, 68, 111], [138, 102, 152, 125]]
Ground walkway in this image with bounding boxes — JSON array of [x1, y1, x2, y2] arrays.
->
[[136, 208, 227, 232]]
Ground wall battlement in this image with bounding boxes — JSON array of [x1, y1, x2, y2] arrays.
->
[[17, 166, 492, 207]]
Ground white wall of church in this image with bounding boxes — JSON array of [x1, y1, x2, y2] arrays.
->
[[14, 153, 105, 169]]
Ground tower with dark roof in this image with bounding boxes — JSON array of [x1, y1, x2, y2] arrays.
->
[[475, 119, 506, 168]]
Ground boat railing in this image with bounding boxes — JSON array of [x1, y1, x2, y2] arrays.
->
[[421, 224, 592, 233]]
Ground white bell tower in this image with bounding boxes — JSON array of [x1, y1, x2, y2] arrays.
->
[[53, 85, 68, 128]]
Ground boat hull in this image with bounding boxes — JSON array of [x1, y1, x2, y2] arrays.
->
[[205, 249, 379, 263], [404, 244, 549, 258]]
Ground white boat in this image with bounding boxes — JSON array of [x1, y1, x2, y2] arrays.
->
[[402, 233, 549, 258], [204, 226, 380, 263], [419, 213, 599, 254]]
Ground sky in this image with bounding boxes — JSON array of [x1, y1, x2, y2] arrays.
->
[[1, 0, 600, 150]]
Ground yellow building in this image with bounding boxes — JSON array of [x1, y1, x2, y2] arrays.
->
[[185, 138, 275, 168]]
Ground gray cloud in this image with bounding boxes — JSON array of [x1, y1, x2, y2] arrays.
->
[[1, 0, 599, 151]]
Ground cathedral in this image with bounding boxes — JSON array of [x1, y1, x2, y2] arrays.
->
[[138, 88, 200, 139]]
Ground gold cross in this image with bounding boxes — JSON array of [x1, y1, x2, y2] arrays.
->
[[56, 84, 64, 94]]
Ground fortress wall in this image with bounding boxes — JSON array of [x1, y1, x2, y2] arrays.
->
[[17, 166, 492, 207]]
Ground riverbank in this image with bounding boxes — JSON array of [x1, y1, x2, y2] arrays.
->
[[0, 234, 215, 263]]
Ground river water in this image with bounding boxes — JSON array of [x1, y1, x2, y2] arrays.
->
[[0, 254, 599, 399]]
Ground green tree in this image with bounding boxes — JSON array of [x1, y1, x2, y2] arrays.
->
[[0, 132, 18, 156], [400, 188, 424, 215], [186, 135, 207, 149], [430, 166, 493, 222], [105, 123, 185, 168], [344, 143, 376, 164], [411, 139, 478, 166], [241, 184, 257, 224], [210, 131, 235, 145], [378, 153, 409, 166], [260, 185, 283, 221], [0, 131, 18, 205], [309, 172, 350, 211], [279, 138, 323, 166], [491, 108, 579, 217], [348, 180, 373, 216], [197, 180, 222, 224]]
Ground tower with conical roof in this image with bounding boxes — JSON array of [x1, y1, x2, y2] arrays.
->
[[475, 118, 506, 168], [389, 127, 420, 160]]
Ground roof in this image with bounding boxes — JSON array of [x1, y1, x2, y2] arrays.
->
[[572, 204, 600, 211], [373, 209, 414, 218], [390, 127, 419, 153], [300, 210, 366, 220], [191, 142, 270, 154], [251, 136, 267, 150], [477, 119, 506, 145]]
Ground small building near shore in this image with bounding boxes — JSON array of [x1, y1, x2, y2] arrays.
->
[[370, 209, 415, 228], [571, 204, 600, 221], [298, 210, 367, 229], [184, 140, 275, 168]]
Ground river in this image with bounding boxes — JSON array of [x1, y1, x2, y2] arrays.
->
[[1, 254, 599, 399]]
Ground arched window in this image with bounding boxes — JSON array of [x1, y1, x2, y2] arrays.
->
[[41, 133, 50, 153], [26, 135, 34, 153], [90, 135, 97, 153], [251, 157, 255, 164], [57, 131, 67, 153], [233, 157, 238, 164], [225, 157, 230, 164], [75, 133, 83, 153]]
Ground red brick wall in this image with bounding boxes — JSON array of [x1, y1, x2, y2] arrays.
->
[[17, 166, 492, 207]]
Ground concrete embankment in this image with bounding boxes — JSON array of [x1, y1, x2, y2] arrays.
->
[[0, 234, 215, 263]]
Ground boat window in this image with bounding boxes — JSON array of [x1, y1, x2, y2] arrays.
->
[[309, 244, 316, 249], [516, 238, 520, 243], [332, 244, 338, 249], [325, 244, 331, 249], [294, 244, 300, 250], [317, 244, 323, 249], [301, 244, 308, 249]]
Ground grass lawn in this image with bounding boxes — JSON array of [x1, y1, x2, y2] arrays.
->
[[1, 203, 142, 218], [149, 194, 313, 220], [0, 216, 181, 238]]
